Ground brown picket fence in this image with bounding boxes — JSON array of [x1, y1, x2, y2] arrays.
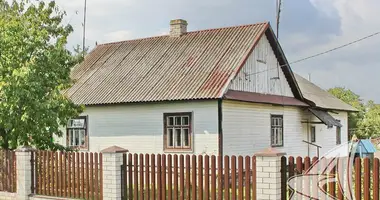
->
[[122, 154, 257, 200], [31, 151, 103, 200], [0, 150, 16, 193], [280, 156, 380, 200]]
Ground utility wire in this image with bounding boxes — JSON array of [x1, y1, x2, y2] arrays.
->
[[245, 31, 380, 77]]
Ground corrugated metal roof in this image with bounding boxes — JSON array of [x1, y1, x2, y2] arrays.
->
[[67, 22, 270, 105], [294, 74, 357, 112]]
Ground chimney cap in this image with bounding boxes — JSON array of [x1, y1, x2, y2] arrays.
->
[[170, 19, 188, 25]]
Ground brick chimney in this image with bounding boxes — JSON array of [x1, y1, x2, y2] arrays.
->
[[170, 19, 188, 37]]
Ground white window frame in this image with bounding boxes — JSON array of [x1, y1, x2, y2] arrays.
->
[[164, 113, 192, 151], [66, 116, 88, 150], [271, 115, 284, 147], [311, 126, 316, 143]]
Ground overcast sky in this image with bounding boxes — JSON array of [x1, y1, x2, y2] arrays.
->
[[55, 0, 380, 103]]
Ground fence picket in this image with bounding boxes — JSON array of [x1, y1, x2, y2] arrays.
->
[[355, 157, 361, 200], [128, 154, 133, 200], [231, 156, 237, 200], [71, 152, 75, 197], [85, 152, 89, 200], [168, 154, 172, 200], [224, 156, 230, 200], [328, 159, 336, 197], [186, 155, 191, 200], [374, 158, 379, 200], [296, 156, 303, 198], [205, 155, 210, 200], [191, 155, 196, 200], [280, 156, 287, 200], [364, 158, 370, 200], [174, 155, 178, 200], [252, 156, 256, 200], [76, 152, 80, 198], [99, 153, 103, 200], [312, 157, 319, 199], [238, 156, 243, 200], [157, 154, 162, 200], [198, 155, 203, 200], [55, 152, 59, 197], [134, 154, 138, 200], [150, 154, 156, 200], [211, 155, 216, 200], [288, 156, 295, 199], [218, 156, 223, 200], [81, 153, 85, 199], [304, 157, 311, 198], [162, 154, 167, 200], [139, 154, 144, 200], [245, 156, 251, 200], [179, 155, 184, 200], [90, 153, 94, 199], [95, 153, 99, 200], [145, 154, 150, 200]]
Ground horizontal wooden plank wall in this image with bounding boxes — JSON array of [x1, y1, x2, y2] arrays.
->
[[0, 150, 16, 193], [281, 156, 380, 200], [32, 151, 103, 200], [122, 153, 257, 200]]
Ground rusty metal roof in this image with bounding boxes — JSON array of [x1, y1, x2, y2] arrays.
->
[[294, 74, 357, 112], [67, 22, 273, 105], [224, 90, 308, 107]]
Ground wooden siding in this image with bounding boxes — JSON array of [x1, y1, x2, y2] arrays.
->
[[228, 35, 294, 97], [222, 100, 307, 157], [55, 101, 219, 155], [222, 100, 348, 157], [302, 111, 348, 157]]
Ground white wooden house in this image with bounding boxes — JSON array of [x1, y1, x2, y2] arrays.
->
[[57, 19, 356, 157]]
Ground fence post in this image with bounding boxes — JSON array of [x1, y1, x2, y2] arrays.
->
[[101, 146, 128, 200], [16, 146, 35, 200], [255, 148, 286, 200]]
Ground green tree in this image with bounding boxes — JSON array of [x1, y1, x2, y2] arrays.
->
[[328, 87, 365, 130], [356, 101, 380, 138], [0, 0, 83, 150]]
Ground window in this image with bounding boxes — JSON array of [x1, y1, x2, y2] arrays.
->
[[336, 126, 341, 145], [164, 113, 192, 151], [311, 126, 316, 143], [271, 115, 283, 147], [67, 116, 88, 149]]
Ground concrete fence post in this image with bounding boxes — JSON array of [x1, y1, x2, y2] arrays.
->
[[101, 146, 129, 200], [16, 146, 35, 200], [255, 148, 286, 200]]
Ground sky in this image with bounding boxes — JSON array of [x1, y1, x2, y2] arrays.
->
[[54, 0, 380, 103]]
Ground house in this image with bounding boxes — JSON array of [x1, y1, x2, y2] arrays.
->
[[56, 19, 356, 157]]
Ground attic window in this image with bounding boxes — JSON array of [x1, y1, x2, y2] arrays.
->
[[164, 113, 192, 151]]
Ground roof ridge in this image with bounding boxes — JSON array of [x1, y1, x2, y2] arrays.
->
[[97, 21, 269, 47]]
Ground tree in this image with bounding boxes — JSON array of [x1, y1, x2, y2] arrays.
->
[[328, 87, 366, 130], [356, 101, 380, 138], [0, 0, 83, 150]]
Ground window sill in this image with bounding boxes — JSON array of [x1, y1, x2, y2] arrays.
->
[[271, 145, 284, 148]]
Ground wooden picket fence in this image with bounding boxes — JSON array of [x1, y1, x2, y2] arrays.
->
[[281, 156, 380, 200], [0, 150, 16, 193], [31, 151, 103, 200], [122, 154, 257, 200]]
